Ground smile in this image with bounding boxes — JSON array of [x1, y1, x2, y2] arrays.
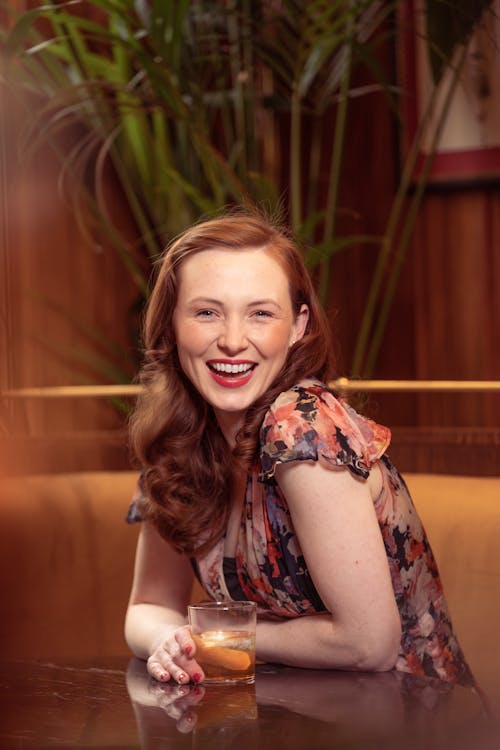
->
[[206, 360, 256, 388], [209, 362, 254, 374]]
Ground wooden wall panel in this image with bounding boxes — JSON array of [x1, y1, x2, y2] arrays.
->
[[412, 189, 500, 429], [1, 81, 139, 469], [327, 86, 419, 430]]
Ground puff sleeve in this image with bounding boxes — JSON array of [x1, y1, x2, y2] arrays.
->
[[259, 381, 391, 481]]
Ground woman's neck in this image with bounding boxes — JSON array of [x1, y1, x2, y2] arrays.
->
[[213, 409, 245, 449]]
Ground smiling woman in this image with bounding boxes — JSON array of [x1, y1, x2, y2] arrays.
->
[[172, 247, 308, 444], [124, 210, 476, 693]]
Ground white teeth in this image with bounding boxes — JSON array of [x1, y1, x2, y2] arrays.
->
[[211, 362, 253, 374]]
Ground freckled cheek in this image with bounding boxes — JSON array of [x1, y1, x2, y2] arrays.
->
[[175, 324, 215, 358], [252, 325, 292, 355]]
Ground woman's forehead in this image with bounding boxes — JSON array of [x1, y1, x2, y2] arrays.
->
[[178, 245, 286, 274], [175, 246, 292, 300]]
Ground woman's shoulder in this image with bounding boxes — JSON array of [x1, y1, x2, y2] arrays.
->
[[259, 379, 391, 480]]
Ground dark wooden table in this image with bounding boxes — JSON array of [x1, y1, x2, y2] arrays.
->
[[0, 657, 498, 749]]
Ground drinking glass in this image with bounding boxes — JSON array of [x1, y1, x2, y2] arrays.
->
[[188, 601, 257, 684]]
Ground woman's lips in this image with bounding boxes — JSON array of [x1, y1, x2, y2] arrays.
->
[[206, 360, 256, 388]]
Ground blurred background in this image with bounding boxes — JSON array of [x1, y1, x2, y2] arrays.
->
[[1, 0, 499, 477]]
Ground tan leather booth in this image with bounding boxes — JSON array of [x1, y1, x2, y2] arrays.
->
[[0, 471, 499, 705]]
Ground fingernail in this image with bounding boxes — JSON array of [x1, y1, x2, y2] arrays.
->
[[184, 645, 192, 656], [160, 672, 169, 681], [192, 673, 202, 684], [178, 672, 187, 683]]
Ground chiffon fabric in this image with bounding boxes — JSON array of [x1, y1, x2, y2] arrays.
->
[[129, 379, 475, 687]]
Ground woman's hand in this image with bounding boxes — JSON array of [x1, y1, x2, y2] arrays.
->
[[147, 624, 205, 684]]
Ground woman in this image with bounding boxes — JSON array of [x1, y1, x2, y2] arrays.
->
[[125, 211, 474, 688]]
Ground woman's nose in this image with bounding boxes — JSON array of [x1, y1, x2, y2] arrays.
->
[[217, 318, 248, 353]]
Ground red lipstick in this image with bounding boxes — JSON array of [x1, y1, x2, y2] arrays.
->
[[206, 360, 256, 389]]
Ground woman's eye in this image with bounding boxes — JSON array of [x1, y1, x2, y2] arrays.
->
[[195, 309, 215, 318], [253, 310, 273, 318]]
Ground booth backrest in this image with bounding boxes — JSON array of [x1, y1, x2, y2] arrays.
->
[[0, 471, 499, 704], [0, 472, 141, 660], [404, 474, 500, 705]]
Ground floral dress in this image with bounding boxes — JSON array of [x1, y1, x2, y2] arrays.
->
[[129, 379, 475, 687]]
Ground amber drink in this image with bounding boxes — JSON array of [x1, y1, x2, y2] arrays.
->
[[188, 601, 257, 684]]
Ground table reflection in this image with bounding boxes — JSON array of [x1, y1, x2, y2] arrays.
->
[[0, 657, 497, 749], [126, 659, 493, 750]]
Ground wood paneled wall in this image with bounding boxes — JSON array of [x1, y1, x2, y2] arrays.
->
[[412, 190, 500, 428], [1, 81, 140, 475], [1, 3, 498, 476]]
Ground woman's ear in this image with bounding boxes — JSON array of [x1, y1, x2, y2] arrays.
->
[[290, 304, 309, 345]]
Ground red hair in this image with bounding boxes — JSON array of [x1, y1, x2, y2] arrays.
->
[[130, 210, 335, 555]]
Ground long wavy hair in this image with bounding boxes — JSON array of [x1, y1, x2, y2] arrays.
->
[[130, 211, 336, 556]]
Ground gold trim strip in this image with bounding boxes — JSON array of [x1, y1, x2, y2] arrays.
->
[[331, 379, 500, 393], [2, 385, 142, 398], [2, 380, 500, 398]]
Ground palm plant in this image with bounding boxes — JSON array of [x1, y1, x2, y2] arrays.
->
[[0, 0, 491, 380]]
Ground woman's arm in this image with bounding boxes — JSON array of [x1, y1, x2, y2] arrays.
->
[[125, 522, 201, 683], [256, 460, 401, 671]]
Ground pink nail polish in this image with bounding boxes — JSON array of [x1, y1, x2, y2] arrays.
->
[[184, 645, 192, 656], [192, 672, 202, 684]]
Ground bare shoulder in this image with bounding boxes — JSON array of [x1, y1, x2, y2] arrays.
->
[[275, 455, 384, 508]]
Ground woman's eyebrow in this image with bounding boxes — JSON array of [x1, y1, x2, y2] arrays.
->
[[187, 297, 283, 310], [186, 297, 222, 306], [247, 299, 283, 309]]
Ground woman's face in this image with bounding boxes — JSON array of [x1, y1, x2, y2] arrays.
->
[[172, 246, 309, 441]]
